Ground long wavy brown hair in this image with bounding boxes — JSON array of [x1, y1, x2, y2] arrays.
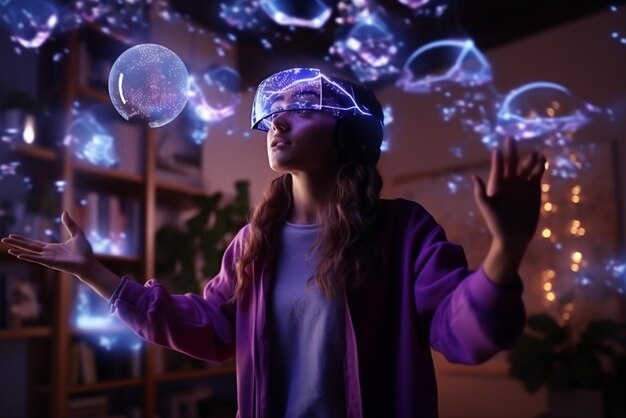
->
[[234, 157, 383, 301]]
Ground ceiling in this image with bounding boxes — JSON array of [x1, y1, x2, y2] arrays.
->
[[168, 0, 625, 88]]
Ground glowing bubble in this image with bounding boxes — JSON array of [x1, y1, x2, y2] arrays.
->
[[330, 16, 399, 82], [260, 0, 332, 29], [398, 0, 430, 9], [397, 39, 492, 93], [0, 0, 58, 48], [64, 112, 119, 167], [495, 82, 596, 141], [187, 65, 240, 125], [108, 44, 190, 128]]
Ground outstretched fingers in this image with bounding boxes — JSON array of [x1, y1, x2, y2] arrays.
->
[[2, 234, 47, 253], [503, 137, 519, 178], [518, 150, 539, 179], [7, 250, 55, 269], [528, 156, 547, 182], [62, 211, 82, 238]]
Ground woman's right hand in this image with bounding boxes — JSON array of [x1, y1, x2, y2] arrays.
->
[[1, 211, 96, 278]]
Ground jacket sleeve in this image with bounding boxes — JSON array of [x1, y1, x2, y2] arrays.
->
[[407, 203, 525, 364], [110, 226, 248, 362]]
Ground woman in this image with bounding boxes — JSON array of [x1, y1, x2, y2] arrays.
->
[[2, 67, 545, 417]]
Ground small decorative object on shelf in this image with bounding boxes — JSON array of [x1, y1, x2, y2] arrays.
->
[[0, 273, 43, 329]]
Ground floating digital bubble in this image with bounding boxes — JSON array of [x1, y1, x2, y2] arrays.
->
[[330, 15, 399, 82], [495, 82, 604, 143], [64, 112, 119, 167], [0, 0, 58, 48], [398, 0, 431, 9], [108, 43, 190, 128], [260, 0, 332, 29], [397, 39, 492, 93], [187, 65, 240, 129]]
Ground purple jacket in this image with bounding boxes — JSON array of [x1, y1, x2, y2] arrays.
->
[[111, 198, 525, 418]]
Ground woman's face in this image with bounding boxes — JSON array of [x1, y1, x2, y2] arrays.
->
[[266, 108, 338, 174]]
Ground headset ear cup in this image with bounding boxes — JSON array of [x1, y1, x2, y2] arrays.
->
[[336, 115, 383, 164]]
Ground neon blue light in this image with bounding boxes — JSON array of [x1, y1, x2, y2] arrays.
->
[[398, 39, 492, 93]]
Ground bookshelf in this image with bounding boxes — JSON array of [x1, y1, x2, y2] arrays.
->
[[0, 24, 237, 418]]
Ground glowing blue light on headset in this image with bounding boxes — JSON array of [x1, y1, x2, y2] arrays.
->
[[251, 67, 382, 131]]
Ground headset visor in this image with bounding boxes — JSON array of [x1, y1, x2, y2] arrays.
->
[[251, 67, 379, 131]]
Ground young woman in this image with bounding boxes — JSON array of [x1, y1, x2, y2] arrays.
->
[[2, 68, 545, 418]]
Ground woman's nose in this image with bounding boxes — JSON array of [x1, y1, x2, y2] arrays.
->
[[271, 111, 289, 131]]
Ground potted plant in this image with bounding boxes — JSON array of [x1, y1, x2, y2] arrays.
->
[[507, 312, 626, 417], [155, 180, 250, 294]]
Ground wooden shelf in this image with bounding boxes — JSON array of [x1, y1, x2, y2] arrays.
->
[[156, 179, 208, 197], [0, 28, 237, 418], [74, 162, 143, 184], [0, 326, 52, 339], [68, 377, 144, 394], [155, 363, 236, 383], [14, 144, 58, 162]]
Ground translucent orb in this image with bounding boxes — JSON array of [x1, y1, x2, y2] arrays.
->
[[108, 43, 190, 128]]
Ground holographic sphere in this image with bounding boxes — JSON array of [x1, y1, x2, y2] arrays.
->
[[108, 43, 190, 128]]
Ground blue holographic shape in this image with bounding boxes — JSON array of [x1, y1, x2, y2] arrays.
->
[[397, 39, 492, 93], [0, 0, 58, 48], [495, 82, 595, 142]]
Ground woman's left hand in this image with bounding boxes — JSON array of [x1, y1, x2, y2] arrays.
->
[[472, 137, 546, 250]]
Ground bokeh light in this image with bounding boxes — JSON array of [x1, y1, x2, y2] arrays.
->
[[108, 43, 190, 128]]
